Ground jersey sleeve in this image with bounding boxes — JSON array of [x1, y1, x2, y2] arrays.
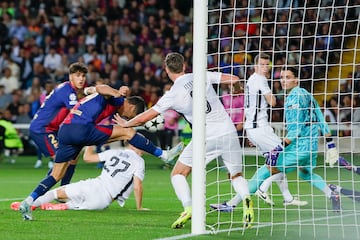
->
[[258, 76, 272, 95], [132, 154, 145, 181], [152, 92, 172, 114], [206, 71, 222, 85], [312, 95, 331, 136]]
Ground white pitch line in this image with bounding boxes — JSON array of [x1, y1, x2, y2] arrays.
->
[[155, 212, 360, 240]]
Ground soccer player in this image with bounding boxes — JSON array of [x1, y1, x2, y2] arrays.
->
[[29, 62, 87, 181], [18, 84, 183, 220], [12, 145, 148, 211], [244, 54, 307, 206], [211, 54, 306, 211], [213, 66, 341, 212], [114, 52, 254, 229]]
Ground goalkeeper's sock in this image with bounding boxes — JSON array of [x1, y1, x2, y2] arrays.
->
[[340, 188, 360, 202], [128, 133, 162, 157]]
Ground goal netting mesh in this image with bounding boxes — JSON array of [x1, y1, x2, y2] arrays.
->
[[204, 0, 360, 238]]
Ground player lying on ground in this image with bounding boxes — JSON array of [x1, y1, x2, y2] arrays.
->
[[210, 66, 341, 213], [18, 84, 184, 220], [12, 145, 149, 211]]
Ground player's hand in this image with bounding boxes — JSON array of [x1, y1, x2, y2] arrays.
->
[[118, 86, 129, 96], [84, 86, 96, 95], [138, 207, 150, 211], [113, 113, 127, 127], [326, 140, 339, 168]]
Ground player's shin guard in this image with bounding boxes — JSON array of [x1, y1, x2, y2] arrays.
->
[[30, 175, 58, 202], [128, 133, 162, 157]]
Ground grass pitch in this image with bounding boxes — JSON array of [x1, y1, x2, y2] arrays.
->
[[1, 152, 360, 240]]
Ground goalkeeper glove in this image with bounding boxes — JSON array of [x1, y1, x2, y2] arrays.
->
[[265, 145, 283, 166], [325, 138, 339, 168]]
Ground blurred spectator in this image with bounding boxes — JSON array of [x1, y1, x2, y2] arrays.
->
[[0, 66, 19, 94], [0, 85, 11, 110], [221, 82, 245, 145], [39, 80, 55, 105], [43, 46, 62, 79], [158, 83, 180, 149], [6, 90, 22, 121]]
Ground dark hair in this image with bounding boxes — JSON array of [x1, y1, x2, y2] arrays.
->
[[164, 52, 184, 74], [254, 53, 271, 64], [69, 62, 88, 74], [281, 66, 299, 78], [127, 96, 146, 115]]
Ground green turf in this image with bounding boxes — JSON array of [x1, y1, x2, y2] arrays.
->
[[1, 153, 360, 240]]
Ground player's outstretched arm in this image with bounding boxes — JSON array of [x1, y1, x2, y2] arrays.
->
[[95, 84, 128, 98], [113, 108, 159, 128], [133, 176, 149, 211]]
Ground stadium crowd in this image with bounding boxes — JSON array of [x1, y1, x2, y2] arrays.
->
[[0, 0, 358, 149]]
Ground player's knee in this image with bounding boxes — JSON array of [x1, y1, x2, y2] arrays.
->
[[230, 172, 243, 179], [298, 168, 311, 181]]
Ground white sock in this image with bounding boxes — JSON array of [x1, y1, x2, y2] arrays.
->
[[275, 173, 293, 202], [324, 185, 332, 199], [259, 172, 283, 192], [171, 174, 191, 208], [33, 190, 57, 207], [227, 194, 243, 207], [25, 196, 34, 205], [230, 176, 250, 201]]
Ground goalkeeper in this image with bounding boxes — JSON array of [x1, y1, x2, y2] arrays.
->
[[213, 66, 341, 212]]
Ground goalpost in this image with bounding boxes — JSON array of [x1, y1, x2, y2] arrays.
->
[[191, 0, 360, 238]]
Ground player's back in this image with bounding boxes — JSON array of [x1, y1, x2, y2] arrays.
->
[[98, 149, 145, 199], [63, 93, 124, 125], [154, 72, 235, 138], [30, 82, 78, 133]]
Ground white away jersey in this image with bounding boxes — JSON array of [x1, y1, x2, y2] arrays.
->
[[152, 72, 236, 139], [244, 72, 272, 129], [97, 149, 145, 199]]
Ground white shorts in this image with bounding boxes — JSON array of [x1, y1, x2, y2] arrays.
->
[[64, 178, 113, 210], [246, 126, 282, 153], [178, 131, 243, 176]]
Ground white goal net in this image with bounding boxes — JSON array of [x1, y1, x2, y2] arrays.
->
[[201, 0, 360, 238]]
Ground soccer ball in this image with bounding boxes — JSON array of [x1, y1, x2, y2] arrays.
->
[[144, 114, 165, 132]]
